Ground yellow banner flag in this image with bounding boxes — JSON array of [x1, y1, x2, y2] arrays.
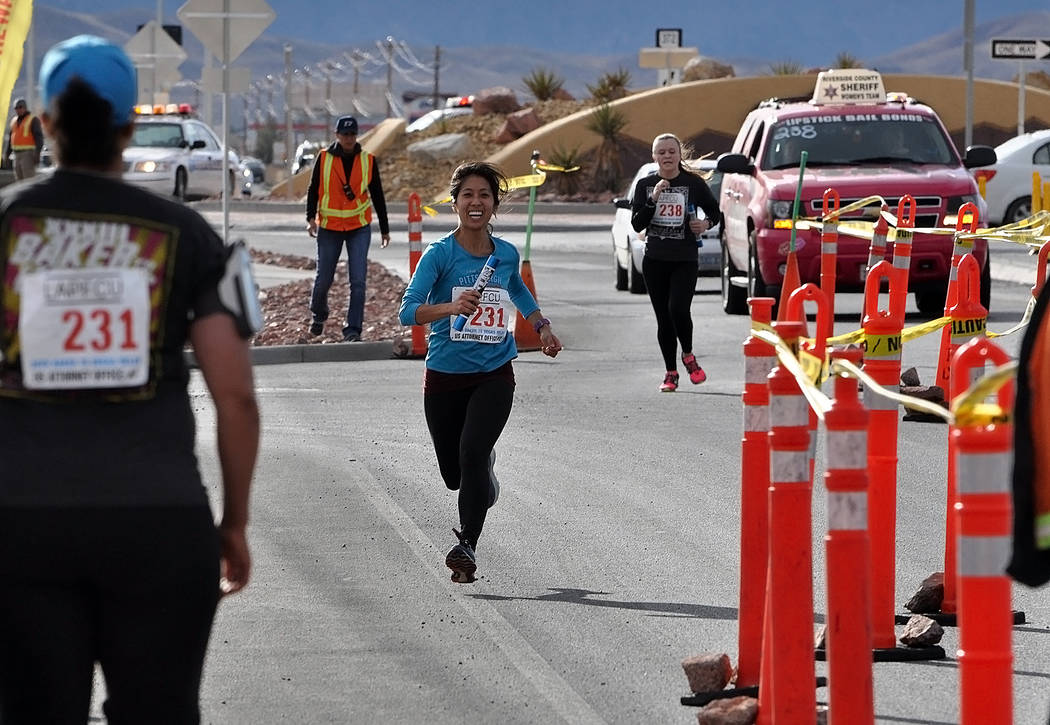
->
[[0, 0, 33, 130]]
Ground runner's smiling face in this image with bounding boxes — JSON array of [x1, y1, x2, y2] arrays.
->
[[652, 137, 682, 177], [454, 174, 495, 230]]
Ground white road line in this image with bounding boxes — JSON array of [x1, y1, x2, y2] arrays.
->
[[348, 462, 607, 725]]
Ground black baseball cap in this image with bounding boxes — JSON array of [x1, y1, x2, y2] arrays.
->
[[335, 116, 358, 135]]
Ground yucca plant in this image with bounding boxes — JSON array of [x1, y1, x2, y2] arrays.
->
[[585, 103, 628, 192], [587, 67, 632, 103], [768, 60, 805, 75], [546, 144, 583, 196], [523, 68, 565, 102]]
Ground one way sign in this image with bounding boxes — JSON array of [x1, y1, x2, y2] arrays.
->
[[991, 38, 1050, 60]]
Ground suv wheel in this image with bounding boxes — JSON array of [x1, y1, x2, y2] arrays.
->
[[914, 284, 948, 318], [747, 229, 770, 299], [721, 234, 747, 315], [628, 256, 646, 294], [980, 255, 991, 312], [173, 168, 188, 201]]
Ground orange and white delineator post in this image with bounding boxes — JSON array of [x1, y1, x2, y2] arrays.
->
[[934, 202, 981, 392], [941, 255, 989, 617], [866, 205, 890, 274], [1033, 241, 1050, 299], [757, 320, 817, 725], [407, 193, 427, 357], [952, 338, 1014, 725], [785, 283, 831, 481], [861, 260, 906, 650], [888, 195, 916, 318], [736, 297, 777, 689], [819, 189, 840, 324], [823, 346, 875, 725]]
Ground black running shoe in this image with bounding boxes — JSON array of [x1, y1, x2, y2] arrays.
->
[[446, 529, 477, 583], [309, 321, 323, 336]]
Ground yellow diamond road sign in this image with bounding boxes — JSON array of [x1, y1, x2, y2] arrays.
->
[[177, 0, 275, 64]]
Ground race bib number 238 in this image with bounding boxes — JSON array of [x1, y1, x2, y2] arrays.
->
[[18, 268, 151, 389]]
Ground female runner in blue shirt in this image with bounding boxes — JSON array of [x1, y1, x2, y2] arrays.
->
[[399, 161, 562, 583]]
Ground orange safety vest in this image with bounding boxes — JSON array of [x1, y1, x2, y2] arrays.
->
[[9, 114, 36, 151], [316, 148, 374, 231]]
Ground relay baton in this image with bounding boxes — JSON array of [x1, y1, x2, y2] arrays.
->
[[452, 255, 500, 331]]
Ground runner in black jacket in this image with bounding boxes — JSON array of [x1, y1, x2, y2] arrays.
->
[[631, 132, 720, 391]]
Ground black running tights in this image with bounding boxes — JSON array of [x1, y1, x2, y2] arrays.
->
[[642, 256, 696, 371], [424, 377, 514, 549]]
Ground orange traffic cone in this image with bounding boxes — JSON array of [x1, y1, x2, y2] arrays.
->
[[514, 260, 542, 351], [776, 250, 802, 322]]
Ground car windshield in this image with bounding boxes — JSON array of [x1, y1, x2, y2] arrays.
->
[[131, 122, 185, 148], [762, 114, 956, 169]]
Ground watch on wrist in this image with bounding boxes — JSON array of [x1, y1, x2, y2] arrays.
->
[[533, 317, 551, 333]]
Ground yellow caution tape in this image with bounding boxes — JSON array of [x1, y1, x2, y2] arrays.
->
[[864, 332, 903, 358], [798, 347, 826, 385], [423, 171, 549, 215], [826, 328, 866, 346], [902, 316, 950, 343], [535, 162, 580, 173], [951, 362, 1017, 427], [988, 295, 1037, 338], [754, 330, 832, 420], [830, 358, 953, 422]]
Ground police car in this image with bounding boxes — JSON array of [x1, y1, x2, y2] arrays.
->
[[717, 69, 997, 317], [123, 104, 240, 201]]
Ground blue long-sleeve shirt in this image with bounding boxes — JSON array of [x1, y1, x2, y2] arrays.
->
[[399, 232, 539, 373]]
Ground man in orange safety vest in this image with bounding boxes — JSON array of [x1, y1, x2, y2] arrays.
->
[[3, 99, 44, 180], [305, 115, 390, 342]]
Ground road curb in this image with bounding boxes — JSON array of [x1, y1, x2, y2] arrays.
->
[[185, 340, 399, 368]]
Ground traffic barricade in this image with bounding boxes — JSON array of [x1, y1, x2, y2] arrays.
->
[[866, 205, 890, 273], [737, 297, 777, 688], [785, 283, 831, 481], [819, 189, 840, 324], [952, 338, 1015, 725], [406, 193, 427, 357], [823, 346, 874, 725], [941, 255, 989, 619], [861, 260, 905, 652], [934, 203, 981, 391], [758, 320, 817, 725], [888, 195, 916, 318]]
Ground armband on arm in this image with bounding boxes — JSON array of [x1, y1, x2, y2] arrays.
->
[[217, 239, 264, 339]]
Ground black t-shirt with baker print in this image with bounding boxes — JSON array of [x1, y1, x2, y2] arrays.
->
[[0, 169, 230, 508], [630, 170, 721, 263]]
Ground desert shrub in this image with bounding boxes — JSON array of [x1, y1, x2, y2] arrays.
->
[[768, 60, 805, 75], [585, 103, 628, 192], [545, 144, 583, 196], [523, 68, 565, 102], [835, 52, 864, 68], [587, 68, 632, 103]]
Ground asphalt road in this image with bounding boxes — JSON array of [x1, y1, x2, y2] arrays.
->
[[178, 203, 1050, 724]]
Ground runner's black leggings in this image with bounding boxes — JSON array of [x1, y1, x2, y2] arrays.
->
[[642, 256, 696, 371], [424, 377, 514, 549], [0, 506, 220, 725]]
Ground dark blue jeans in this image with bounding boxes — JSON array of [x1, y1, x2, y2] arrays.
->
[[310, 224, 372, 337]]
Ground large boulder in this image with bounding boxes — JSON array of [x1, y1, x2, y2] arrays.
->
[[472, 86, 521, 115], [493, 108, 541, 144], [406, 133, 473, 163]]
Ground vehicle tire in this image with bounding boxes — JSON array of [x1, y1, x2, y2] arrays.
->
[[747, 229, 770, 299], [628, 256, 647, 294], [227, 170, 238, 198], [980, 254, 991, 312], [721, 235, 747, 315], [1004, 197, 1032, 225], [615, 252, 628, 291], [173, 168, 188, 201], [914, 284, 948, 318]]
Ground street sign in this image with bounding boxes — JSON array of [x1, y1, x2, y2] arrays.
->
[[201, 66, 250, 93], [177, 0, 275, 64], [125, 20, 188, 67], [656, 28, 681, 49], [991, 38, 1050, 60]]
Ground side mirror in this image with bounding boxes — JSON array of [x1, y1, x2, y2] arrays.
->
[[963, 145, 997, 169], [717, 152, 755, 175], [613, 197, 631, 209], [191, 139, 207, 150]]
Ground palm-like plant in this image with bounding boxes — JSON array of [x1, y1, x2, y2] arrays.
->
[[768, 60, 805, 75], [546, 145, 583, 196], [523, 68, 565, 102], [585, 103, 628, 192], [587, 67, 632, 103], [835, 52, 864, 69]]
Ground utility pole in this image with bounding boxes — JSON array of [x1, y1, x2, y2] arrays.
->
[[963, 0, 975, 148], [384, 36, 394, 117], [431, 45, 441, 113], [284, 43, 294, 194]]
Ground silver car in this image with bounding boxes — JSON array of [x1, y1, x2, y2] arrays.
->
[[612, 160, 723, 293]]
